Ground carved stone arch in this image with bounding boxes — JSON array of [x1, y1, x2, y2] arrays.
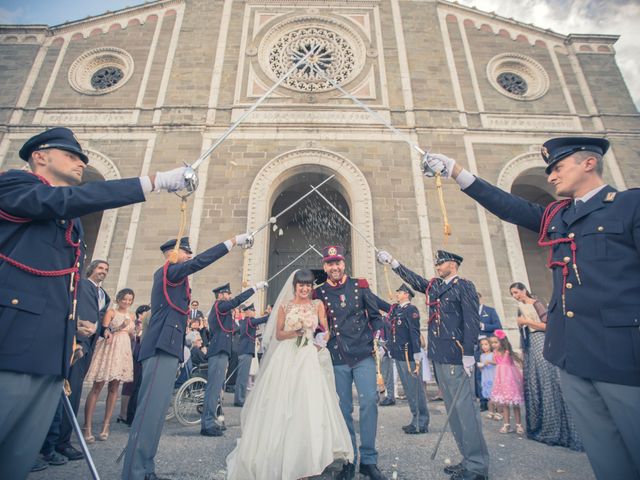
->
[[496, 152, 547, 288], [84, 148, 122, 261], [245, 148, 376, 292]]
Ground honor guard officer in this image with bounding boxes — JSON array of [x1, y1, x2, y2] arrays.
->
[[377, 284, 429, 434], [123, 235, 252, 480], [234, 304, 269, 406], [0, 127, 190, 480], [423, 137, 640, 480], [314, 246, 386, 480], [201, 281, 268, 436], [377, 250, 489, 480]]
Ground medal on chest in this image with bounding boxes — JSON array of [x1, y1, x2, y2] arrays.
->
[[339, 294, 346, 308]]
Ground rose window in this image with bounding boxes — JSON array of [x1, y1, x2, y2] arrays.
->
[[91, 67, 124, 90], [259, 19, 366, 93], [497, 72, 528, 96]]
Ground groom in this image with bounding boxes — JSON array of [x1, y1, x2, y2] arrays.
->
[[314, 246, 387, 480]]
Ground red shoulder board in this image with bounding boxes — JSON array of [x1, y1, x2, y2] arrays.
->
[[356, 278, 369, 288], [312, 289, 319, 300]]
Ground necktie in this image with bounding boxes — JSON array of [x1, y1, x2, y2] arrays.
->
[[98, 287, 106, 310], [574, 199, 585, 214]]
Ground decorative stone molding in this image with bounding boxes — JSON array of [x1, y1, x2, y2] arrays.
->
[[68, 47, 134, 95], [36, 109, 136, 125], [480, 114, 581, 132], [496, 152, 550, 287], [486, 53, 549, 101], [258, 16, 367, 92], [245, 148, 376, 291], [83, 148, 122, 261], [230, 108, 388, 125]]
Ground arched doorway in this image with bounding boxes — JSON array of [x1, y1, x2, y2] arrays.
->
[[511, 168, 555, 303], [245, 148, 377, 308], [267, 172, 352, 306], [79, 166, 105, 261]]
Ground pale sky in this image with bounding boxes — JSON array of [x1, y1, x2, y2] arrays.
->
[[1, 0, 637, 110]]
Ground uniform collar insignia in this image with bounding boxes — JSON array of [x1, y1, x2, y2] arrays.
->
[[603, 191, 617, 203]]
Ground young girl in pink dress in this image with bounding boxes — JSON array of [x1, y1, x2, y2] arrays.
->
[[490, 330, 525, 435]]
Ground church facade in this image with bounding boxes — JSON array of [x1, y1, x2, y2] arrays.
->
[[1, 0, 638, 327]]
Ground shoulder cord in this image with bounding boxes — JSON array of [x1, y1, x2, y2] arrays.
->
[[162, 261, 190, 315], [424, 277, 442, 336], [537, 199, 576, 314], [214, 301, 235, 333]]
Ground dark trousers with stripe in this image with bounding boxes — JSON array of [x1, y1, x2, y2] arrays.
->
[[122, 352, 178, 480]]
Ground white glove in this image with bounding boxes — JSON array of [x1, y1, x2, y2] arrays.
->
[[413, 353, 422, 363], [421, 152, 456, 179], [376, 250, 400, 269], [462, 355, 475, 377], [253, 281, 268, 291], [154, 166, 189, 192], [235, 233, 254, 249], [476, 362, 484, 369], [314, 332, 327, 348]]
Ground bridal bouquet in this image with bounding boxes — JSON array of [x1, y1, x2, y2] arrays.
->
[[293, 315, 315, 348]]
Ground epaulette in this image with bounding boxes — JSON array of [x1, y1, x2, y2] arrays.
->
[[356, 278, 370, 288]]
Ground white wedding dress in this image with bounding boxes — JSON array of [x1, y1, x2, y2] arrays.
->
[[226, 299, 353, 480]]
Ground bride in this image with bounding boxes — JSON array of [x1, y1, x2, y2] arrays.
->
[[226, 269, 353, 479]]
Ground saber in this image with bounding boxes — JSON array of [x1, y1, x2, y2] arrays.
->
[[186, 45, 320, 177], [430, 377, 466, 460], [308, 63, 451, 238], [307, 65, 438, 175], [62, 393, 101, 480], [268, 245, 316, 282], [309, 244, 323, 258], [312, 186, 379, 252], [241, 175, 336, 250]]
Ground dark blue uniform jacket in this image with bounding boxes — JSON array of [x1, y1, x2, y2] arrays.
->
[[393, 264, 480, 365], [479, 305, 502, 337], [377, 299, 422, 362], [207, 289, 256, 358], [139, 242, 231, 363], [237, 315, 269, 356], [314, 276, 383, 366], [464, 177, 640, 386], [0, 170, 144, 377]]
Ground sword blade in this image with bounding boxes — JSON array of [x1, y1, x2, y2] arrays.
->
[[430, 376, 466, 460], [312, 186, 378, 252], [190, 45, 321, 171], [268, 245, 316, 282], [62, 393, 101, 480]]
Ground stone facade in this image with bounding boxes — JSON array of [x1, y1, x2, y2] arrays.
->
[[1, 0, 638, 330]]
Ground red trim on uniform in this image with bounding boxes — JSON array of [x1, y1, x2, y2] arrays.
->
[[162, 261, 190, 315], [214, 301, 234, 334], [356, 278, 369, 288]]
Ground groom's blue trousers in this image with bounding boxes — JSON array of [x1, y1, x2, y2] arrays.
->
[[333, 356, 378, 465]]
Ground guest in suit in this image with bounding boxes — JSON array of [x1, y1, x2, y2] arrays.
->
[[234, 304, 268, 406]]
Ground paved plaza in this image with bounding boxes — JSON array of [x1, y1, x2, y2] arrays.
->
[[29, 383, 593, 480]]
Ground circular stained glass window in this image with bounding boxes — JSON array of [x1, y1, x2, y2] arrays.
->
[[91, 67, 124, 90], [497, 72, 528, 96]]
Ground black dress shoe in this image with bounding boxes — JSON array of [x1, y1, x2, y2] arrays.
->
[[56, 445, 84, 461], [359, 463, 387, 480], [404, 424, 428, 434], [450, 469, 488, 480], [444, 462, 464, 474], [339, 462, 356, 480], [401, 423, 413, 432], [200, 427, 223, 437], [144, 474, 171, 480], [379, 397, 395, 406]]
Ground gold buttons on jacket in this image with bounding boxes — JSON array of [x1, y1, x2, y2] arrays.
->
[[566, 283, 573, 289], [11, 298, 18, 305], [597, 226, 604, 232], [563, 257, 571, 263], [568, 232, 575, 239], [566, 311, 574, 318]]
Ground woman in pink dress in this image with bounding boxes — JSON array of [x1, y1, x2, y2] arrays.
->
[[83, 288, 135, 442], [490, 330, 525, 435]]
